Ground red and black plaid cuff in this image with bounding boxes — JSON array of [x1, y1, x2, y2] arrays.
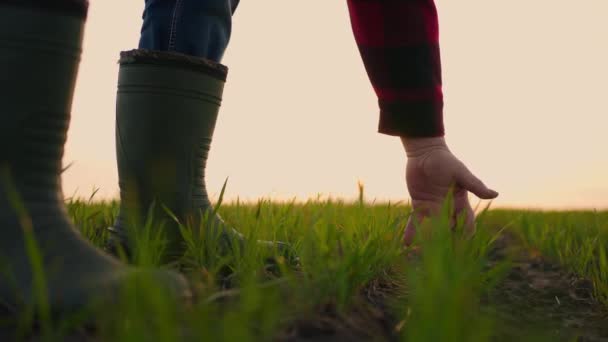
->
[[347, 0, 445, 137], [378, 98, 444, 137]]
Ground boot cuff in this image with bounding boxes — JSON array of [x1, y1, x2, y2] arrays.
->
[[0, 0, 89, 18], [119, 49, 228, 82]]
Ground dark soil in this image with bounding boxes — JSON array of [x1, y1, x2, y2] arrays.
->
[[484, 235, 608, 341], [278, 274, 404, 342]]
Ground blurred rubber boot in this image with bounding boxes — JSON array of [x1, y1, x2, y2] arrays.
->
[[107, 50, 292, 263], [0, 2, 190, 314]]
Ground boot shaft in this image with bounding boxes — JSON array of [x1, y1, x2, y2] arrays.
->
[[115, 50, 228, 229], [0, 0, 88, 18], [0, 4, 86, 201]]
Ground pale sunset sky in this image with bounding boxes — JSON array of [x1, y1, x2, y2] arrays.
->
[[63, 0, 608, 209]]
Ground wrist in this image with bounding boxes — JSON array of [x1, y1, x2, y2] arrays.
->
[[400, 136, 448, 158]]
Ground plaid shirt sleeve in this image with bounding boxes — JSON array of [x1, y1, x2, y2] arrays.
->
[[347, 0, 444, 137]]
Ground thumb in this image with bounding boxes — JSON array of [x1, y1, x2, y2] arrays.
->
[[455, 165, 499, 199]]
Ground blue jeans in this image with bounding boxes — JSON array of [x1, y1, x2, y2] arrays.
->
[[138, 0, 239, 62]]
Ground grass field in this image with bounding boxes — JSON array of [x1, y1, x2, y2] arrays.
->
[[2, 192, 608, 341]]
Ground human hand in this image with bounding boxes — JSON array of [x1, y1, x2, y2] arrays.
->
[[400, 137, 499, 245]]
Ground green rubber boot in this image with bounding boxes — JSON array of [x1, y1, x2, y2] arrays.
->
[[0, 3, 190, 314], [107, 50, 291, 262]]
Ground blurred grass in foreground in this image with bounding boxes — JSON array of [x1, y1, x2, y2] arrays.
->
[[5, 190, 607, 341]]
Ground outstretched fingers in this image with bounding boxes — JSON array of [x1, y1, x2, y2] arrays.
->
[[404, 190, 479, 246]]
